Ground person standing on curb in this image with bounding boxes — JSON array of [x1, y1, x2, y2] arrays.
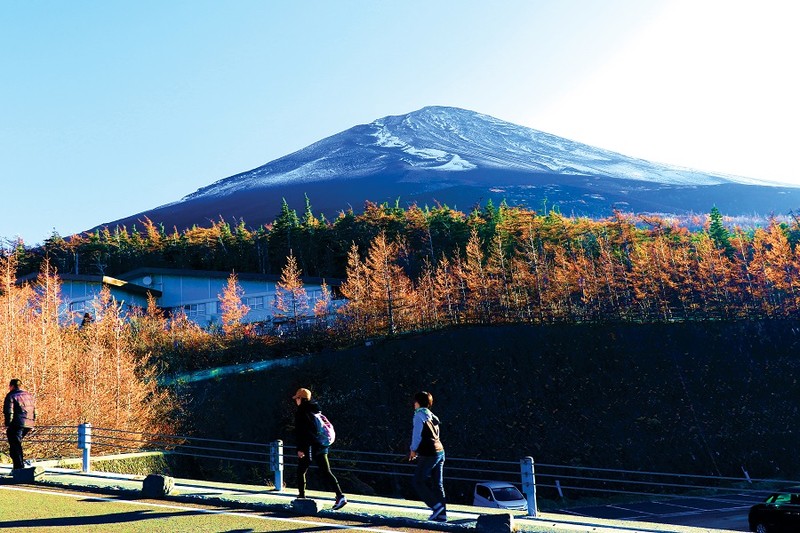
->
[[408, 390, 446, 522], [4, 378, 36, 470], [292, 387, 347, 510]]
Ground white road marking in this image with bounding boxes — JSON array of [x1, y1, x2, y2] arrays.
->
[[0, 485, 393, 532]]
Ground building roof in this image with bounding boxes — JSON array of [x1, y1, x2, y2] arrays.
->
[[16, 272, 162, 298], [118, 267, 341, 286]]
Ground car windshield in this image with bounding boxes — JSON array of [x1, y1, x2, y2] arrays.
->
[[766, 493, 800, 505], [493, 486, 524, 501]]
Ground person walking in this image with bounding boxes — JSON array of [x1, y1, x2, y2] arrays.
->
[[4, 378, 36, 470], [292, 387, 347, 510], [408, 390, 446, 522]]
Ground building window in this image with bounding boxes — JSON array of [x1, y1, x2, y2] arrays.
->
[[70, 300, 88, 313], [247, 296, 264, 309], [183, 303, 207, 317]]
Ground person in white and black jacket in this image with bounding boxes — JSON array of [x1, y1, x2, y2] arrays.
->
[[292, 387, 347, 510], [408, 390, 446, 522]]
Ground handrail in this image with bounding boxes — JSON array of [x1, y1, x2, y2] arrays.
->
[[90, 426, 263, 447], [23, 422, 800, 516], [537, 462, 772, 483]]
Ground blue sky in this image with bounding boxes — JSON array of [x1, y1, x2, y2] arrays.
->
[[2, 1, 797, 246]]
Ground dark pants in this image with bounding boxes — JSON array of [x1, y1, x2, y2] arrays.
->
[[413, 451, 446, 509], [296, 445, 343, 498], [7, 426, 32, 469]]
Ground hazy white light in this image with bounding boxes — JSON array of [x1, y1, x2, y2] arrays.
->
[[530, 0, 799, 184]]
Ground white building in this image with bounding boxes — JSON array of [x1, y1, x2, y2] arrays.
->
[[118, 267, 340, 327], [16, 272, 161, 321], [18, 267, 341, 327]]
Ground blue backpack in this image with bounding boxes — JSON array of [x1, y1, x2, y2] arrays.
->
[[313, 412, 336, 446]]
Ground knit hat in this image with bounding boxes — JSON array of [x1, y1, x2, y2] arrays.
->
[[292, 388, 312, 400]]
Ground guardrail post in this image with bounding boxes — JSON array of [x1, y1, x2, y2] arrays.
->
[[77, 422, 92, 473], [520, 456, 538, 517], [270, 440, 283, 490]]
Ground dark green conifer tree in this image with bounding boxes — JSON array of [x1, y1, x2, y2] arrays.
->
[[268, 198, 300, 273], [708, 206, 732, 254]]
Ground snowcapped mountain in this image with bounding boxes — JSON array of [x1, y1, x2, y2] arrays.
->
[[190, 106, 765, 196], [97, 106, 800, 233]]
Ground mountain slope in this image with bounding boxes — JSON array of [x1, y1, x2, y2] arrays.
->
[[96, 106, 800, 233]]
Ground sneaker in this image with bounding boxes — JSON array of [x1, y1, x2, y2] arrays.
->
[[432, 514, 447, 522], [332, 494, 348, 510], [429, 502, 445, 520]]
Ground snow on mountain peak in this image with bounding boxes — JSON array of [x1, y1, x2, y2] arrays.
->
[[372, 118, 477, 171], [185, 105, 780, 202]]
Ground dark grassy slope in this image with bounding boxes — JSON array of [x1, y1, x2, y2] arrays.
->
[[185, 320, 800, 487]]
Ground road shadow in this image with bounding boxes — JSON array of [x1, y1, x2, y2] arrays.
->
[[0, 509, 205, 528]]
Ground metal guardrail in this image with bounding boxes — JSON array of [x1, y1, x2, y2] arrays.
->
[[22, 423, 800, 518]]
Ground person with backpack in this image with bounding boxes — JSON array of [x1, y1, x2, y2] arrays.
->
[[408, 390, 446, 522], [4, 378, 36, 470], [292, 387, 347, 510]]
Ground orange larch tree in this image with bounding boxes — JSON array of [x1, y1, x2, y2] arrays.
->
[[363, 232, 414, 335], [338, 243, 372, 338], [218, 271, 250, 335], [274, 252, 310, 333]]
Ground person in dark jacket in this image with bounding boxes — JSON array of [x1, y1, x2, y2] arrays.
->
[[4, 378, 36, 469], [409, 390, 446, 521], [292, 387, 347, 510]]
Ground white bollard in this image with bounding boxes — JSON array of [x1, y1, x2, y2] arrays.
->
[[77, 423, 92, 473], [270, 440, 284, 490], [520, 456, 538, 517]]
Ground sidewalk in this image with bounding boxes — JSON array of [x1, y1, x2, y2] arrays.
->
[[0, 464, 740, 532]]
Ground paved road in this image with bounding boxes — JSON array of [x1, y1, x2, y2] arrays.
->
[[558, 491, 769, 532]]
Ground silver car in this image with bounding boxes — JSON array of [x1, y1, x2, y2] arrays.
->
[[472, 481, 528, 512]]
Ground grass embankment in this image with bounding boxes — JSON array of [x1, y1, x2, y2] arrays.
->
[[176, 320, 800, 503], [0, 487, 325, 532]]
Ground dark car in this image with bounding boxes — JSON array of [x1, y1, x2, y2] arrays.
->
[[749, 490, 800, 532]]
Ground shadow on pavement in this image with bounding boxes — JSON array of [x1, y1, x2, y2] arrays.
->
[[0, 509, 206, 529]]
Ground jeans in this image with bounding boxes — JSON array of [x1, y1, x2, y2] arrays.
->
[[413, 451, 445, 509], [7, 426, 32, 469], [296, 445, 343, 498]]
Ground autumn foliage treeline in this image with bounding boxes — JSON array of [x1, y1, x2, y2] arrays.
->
[[12, 199, 479, 279], [0, 254, 182, 459], [335, 207, 800, 337], [8, 201, 800, 333]]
